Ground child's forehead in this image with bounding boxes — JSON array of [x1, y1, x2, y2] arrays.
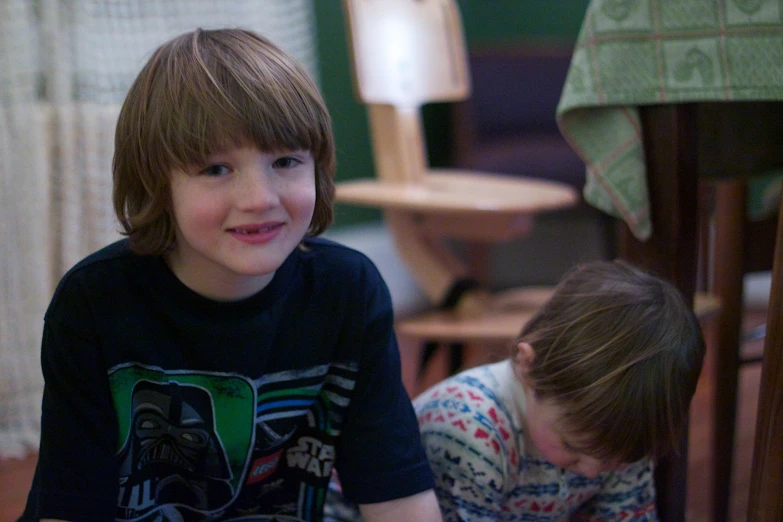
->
[[210, 133, 258, 152], [220, 133, 307, 150], [200, 131, 310, 157]]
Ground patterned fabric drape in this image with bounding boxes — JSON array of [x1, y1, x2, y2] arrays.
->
[[0, 0, 318, 458]]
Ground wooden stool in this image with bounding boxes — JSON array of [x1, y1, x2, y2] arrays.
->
[[709, 178, 778, 522], [399, 287, 721, 386], [337, 0, 578, 368], [624, 102, 783, 522]]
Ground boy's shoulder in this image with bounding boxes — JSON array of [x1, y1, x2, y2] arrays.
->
[[68, 238, 134, 271], [299, 236, 383, 279], [414, 361, 523, 472], [300, 235, 368, 259], [413, 362, 519, 444], [414, 361, 508, 404], [55, 238, 138, 285], [47, 239, 146, 312]]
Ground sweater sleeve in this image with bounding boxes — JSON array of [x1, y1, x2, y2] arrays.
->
[[571, 458, 658, 522], [415, 380, 511, 522]]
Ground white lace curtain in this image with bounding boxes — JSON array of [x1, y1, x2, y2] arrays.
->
[[0, 0, 318, 459]]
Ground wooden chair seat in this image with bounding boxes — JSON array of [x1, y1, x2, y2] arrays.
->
[[336, 170, 577, 213], [397, 287, 721, 345], [336, 170, 577, 241]]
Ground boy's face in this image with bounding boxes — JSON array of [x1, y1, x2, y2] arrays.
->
[[165, 146, 316, 300], [515, 342, 624, 478], [522, 391, 622, 478]]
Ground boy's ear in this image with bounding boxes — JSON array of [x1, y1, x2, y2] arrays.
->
[[516, 342, 535, 373]]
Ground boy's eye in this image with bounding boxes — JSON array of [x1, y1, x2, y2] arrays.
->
[[273, 156, 302, 169], [202, 164, 229, 176]]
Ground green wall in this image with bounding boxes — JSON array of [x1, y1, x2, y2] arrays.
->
[[314, 1, 590, 228], [458, 1, 591, 44]]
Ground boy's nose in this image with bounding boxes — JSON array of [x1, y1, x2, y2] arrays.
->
[[236, 169, 279, 208]]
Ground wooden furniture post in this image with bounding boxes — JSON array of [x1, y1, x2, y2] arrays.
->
[[619, 104, 700, 522], [747, 189, 783, 522]]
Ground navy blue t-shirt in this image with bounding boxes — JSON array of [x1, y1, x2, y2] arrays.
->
[[21, 237, 433, 521]]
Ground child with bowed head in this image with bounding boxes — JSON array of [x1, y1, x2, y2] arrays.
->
[[20, 27, 441, 522], [327, 260, 705, 521]]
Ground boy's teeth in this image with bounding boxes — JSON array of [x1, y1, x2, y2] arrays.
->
[[235, 227, 264, 234]]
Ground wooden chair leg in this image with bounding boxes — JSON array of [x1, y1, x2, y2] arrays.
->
[[711, 179, 748, 522], [622, 104, 700, 522], [418, 341, 466, 380], [447, 343, 464, 375], [419, 342, 441, 381], [747, 189, 783, 522], [697, 184, 716, 292]]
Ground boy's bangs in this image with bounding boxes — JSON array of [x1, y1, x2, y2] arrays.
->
[[560, 364, 664, 464], [155, 38, 325, 172]]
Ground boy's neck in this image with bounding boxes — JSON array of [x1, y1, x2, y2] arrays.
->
[[163, 250, 276, 301]]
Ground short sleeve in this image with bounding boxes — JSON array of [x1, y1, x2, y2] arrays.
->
[[20, 280, 119, 520], [572, 459, 658, 521], [333, 263, 434, 505]]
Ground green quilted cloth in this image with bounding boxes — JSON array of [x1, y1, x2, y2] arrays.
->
[[556, 0, 783, 240]]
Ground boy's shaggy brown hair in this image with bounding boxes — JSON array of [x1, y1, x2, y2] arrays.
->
[[113, 28, 335, 254], [515, 260, 705, 463]]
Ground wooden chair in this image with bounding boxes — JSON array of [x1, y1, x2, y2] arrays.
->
[[337, 2, 725, 518], [750, 212, 783, 522], [708, 177, 778, 522], [621, 102, 783, 522], [336, 0, 580, 375]]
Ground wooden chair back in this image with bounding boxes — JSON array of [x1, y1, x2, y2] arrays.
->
[[342, 0, 470, 183], [338, 0, 579, 304], [343, 0, 470, 106]]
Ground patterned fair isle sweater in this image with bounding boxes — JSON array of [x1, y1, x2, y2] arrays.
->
[[412, 360, 658, 522]]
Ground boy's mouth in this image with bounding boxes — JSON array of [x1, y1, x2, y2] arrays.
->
[[226, 222, 285, 244], [228, 223, 281, 234]]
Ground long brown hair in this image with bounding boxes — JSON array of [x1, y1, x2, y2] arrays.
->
[[113, 28, 336, 255], [516, 260, 705, 462]]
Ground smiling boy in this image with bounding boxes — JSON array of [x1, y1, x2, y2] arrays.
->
[[20, 28, 441, 522]]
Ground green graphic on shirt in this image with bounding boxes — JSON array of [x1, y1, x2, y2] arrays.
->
[[108, 364, 255, 514]]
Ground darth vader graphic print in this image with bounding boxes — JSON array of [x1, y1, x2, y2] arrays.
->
[[107, 361, 359, 521], [109, 364, 256, 520], [117, 380, 234, 509]]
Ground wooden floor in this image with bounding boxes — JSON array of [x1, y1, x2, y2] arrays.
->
[[0, 307, 766, 521]]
